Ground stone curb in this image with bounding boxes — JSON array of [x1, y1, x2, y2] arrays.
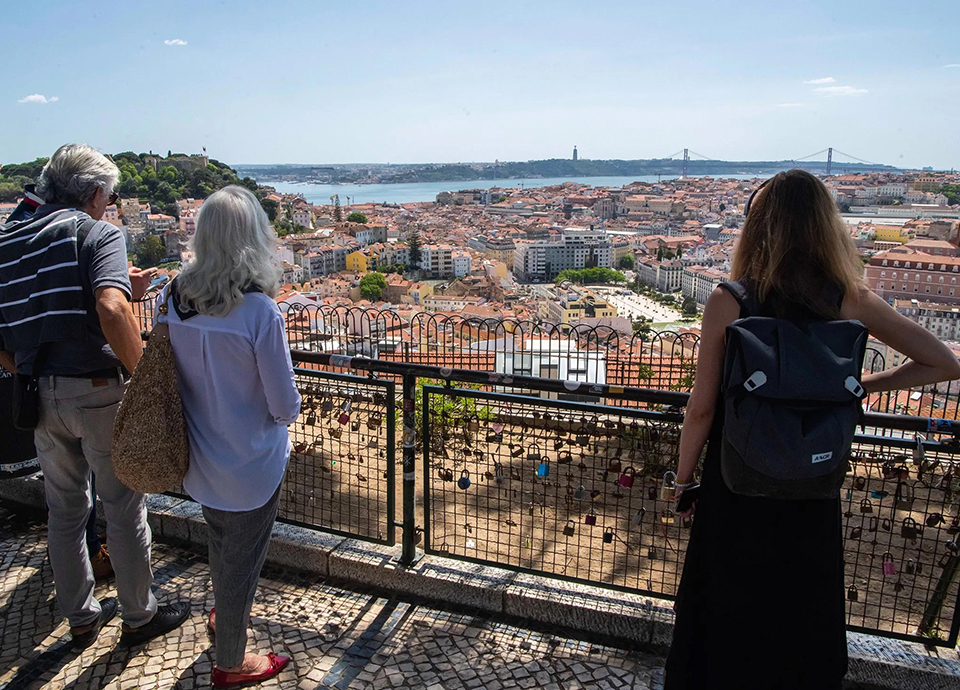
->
[[2, 475, 958, 690]]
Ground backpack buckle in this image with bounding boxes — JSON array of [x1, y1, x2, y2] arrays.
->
[[743, 370, 767, 392], [844, 376, 865, 398]]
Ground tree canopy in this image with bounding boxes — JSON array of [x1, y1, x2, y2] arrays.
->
[[346, 211, 368, 224], [0, 152, 262, 209], [940, 184, 960, 206], [617, 253, 635, 270], [407, 230, 423, 268], [359, 272, 387, 301], [134, 234, 167, 268], [555, 267, 627, 285]]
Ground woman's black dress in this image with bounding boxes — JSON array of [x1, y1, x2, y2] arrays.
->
[[664, 285, 848, 690]]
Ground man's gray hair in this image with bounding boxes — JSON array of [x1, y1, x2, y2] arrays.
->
[[36, 144, 120, 206]]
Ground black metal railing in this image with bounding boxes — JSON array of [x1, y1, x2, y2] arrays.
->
[[290, 349, 960, 648], [135, 296, 960, 422]]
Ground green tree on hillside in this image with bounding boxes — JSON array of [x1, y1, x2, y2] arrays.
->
[[347, 211, 368, 224], [260, 198, 279, 221], [359, 272, 387, 301], [554, 268, 627, 285], [617, 253, 635, 270], [407, 230, 423, 268], [333, 196, 342, 222], [681, 296, 698, 315], [134, 235, 167, 268]]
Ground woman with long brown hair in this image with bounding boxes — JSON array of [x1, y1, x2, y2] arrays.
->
[[665, 169, 960, 689]]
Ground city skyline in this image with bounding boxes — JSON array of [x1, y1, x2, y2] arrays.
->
[[2, 0, 959, 169]]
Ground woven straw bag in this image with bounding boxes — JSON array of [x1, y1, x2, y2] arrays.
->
[[112, 299, 189, 493]]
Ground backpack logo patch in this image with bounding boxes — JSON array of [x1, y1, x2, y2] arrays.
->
[[812, 451, 833, 464]]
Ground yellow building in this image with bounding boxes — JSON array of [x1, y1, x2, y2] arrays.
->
[[346, 250, 377, 273], [539, 284, 618, 326], [408, 281, 435, 306], [873, 225, 913, 244]]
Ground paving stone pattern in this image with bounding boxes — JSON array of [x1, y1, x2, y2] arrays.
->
[[0, 507, 665, 689]]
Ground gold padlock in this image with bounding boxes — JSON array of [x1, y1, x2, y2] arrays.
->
[[660, 471, 677, 500]]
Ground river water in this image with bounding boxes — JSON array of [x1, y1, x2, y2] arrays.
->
[[268, 174, 762, 206]]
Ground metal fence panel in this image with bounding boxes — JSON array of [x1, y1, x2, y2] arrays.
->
[[422, 385, 960, 647], [284, 369, 396, 544]]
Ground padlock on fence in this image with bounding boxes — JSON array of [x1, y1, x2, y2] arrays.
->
[[661, 471, 677, 500], [603, 527, 614, 544], [563, 520, 576, 537], [458, 470, 471, 490], [882, 552, 896, 576], [439, 467, 454, 482], [527, 443, 542, 464], [584, 508, 598, 526], [847, 585, 859, 602], [574, 484, 585, 500], [537, 459, 550, 478], [619, 467, 636, 489], [631, 508, 645, 527], [901, 517, 920, 541], [895, 481, 915, 510], [860, 498, 873, 514]]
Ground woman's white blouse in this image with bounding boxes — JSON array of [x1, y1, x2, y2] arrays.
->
[[155, 288, 301, 511]]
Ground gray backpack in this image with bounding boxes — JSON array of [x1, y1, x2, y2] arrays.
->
[[720, 281, 868, 499]]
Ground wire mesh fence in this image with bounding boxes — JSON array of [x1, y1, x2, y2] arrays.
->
[[422, 386, 960, 646], [285, 369, 396, 544]]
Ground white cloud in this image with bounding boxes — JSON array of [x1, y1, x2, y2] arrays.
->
[[164, 38, 187, 46], [18, 94, 59, 104], [813, 85, 868, 97], [803, 77, 836, 84], [944, 64, 960, 68]]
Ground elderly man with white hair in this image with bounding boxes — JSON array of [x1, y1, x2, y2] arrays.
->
[[0, 144, 189, 649]]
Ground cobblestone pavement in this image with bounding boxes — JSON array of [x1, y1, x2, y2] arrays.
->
[[0, 506, 666, 689]]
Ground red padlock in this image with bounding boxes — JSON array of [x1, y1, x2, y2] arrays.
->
[[338, 412, 350, 425], [584, 508, 598, 526], [882, 552, 896, 576], [618, 467, 636, 488]]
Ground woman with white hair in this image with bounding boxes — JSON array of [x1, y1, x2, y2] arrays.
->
[[156, 185, 300, 687]]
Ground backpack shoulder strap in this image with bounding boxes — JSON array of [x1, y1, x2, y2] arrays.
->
[[718, 280, 758, 318]]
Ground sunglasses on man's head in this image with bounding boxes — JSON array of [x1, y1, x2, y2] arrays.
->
[[107, 191, 120, 205]]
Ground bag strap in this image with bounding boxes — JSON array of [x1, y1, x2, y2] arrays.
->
[[719, 280, 760, 318]]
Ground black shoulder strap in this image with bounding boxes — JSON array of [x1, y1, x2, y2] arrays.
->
[[170, 278, 200, 321], [719, 280, 759, 318]]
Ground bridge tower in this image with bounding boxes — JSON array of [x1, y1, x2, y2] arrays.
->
[[826, 147, 833, 176], [682, 148, 689, 178]]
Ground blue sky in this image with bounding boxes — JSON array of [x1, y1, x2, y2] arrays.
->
[[2, 0, 958, 169]]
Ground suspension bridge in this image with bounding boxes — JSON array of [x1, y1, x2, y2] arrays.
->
[[662, 147, 887, 177]]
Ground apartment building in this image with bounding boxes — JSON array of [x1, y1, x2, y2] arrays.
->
[[512, 228, 612, 282], [453, 251, 472, 278], [894, 299, 960, 340], [423, 295, 484, 312], [682, 266, 727, 305], [866, 248, 960, 305], [419, 244, 454, 279], [635, 258, 684, 293]]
